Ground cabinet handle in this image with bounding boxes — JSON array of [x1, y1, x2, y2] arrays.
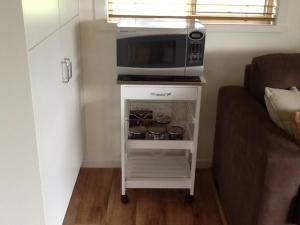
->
[[150, 92, 172, 97], [61, 60, 69, 83], [64, 58, 72, 79]]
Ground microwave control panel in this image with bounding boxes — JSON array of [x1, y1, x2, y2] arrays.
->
[[186, 31, 205, 67]]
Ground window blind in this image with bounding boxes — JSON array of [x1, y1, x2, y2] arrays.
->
[[108, 0, 278, 24]]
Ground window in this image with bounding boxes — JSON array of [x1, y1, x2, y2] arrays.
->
[[108, 0, 278, 25]]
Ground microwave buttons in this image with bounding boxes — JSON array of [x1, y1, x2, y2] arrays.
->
[[193, 44, 198, 53]]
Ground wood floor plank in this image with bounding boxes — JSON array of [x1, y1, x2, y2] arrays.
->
[[165, 190, 194, 225], [193, 170, 223, 225], [63, 168, 89, 225], [135, 189, 167, 225], [63, 169, 226, 225], [104, 169, 136, 225]]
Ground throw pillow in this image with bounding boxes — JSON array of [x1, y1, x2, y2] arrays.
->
[[294, 112, 300, 145], [264, 86, 300, 136]]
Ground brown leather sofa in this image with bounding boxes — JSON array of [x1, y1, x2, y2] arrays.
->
[[213, 54, 300, 225]]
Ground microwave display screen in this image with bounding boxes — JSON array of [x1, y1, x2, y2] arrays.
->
[[129, 40, 175, 66], [117, 35, 186, 68]]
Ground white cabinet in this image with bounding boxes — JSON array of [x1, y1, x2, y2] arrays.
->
[[8, 2, 83, 225], [27, 16, 82, 225], [28, 31, 68, 225], [59, 0, 79, 25], [22, 0, 60, 49], [28, 16, 82, 225]]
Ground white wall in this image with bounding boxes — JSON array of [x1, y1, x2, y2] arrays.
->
[[0, 1, 45, 225], [80, 0, 300, 167]]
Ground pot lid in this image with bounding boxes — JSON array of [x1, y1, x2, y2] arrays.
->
[[129, 126, 147, 134], [156, 115, 171, 124], [167, 126, 185, 135], [148, 126, 166, 135]]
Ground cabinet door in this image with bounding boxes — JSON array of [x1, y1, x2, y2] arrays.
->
[[22, 0, 59, 49], [59, 0, 79, 25], [60, 16, 80, 80], [28, 31, 77, 225], [59, 16, 83, 193]]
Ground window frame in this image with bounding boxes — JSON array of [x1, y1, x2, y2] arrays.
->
[[106, 0, 278, 25]]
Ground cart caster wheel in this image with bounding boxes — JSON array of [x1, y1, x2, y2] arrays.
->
[[185, 194, 194, 203], [121, 195, 129, 204]]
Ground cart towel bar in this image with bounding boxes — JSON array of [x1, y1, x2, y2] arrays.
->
[[150, 92, 172, 97]]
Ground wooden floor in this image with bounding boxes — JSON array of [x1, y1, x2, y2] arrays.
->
[[63, 169, 227, 225]]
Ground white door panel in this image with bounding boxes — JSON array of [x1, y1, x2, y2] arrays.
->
[[60, 17, 83, 178], [59, 0, 79, 25], [64, 76, 83, 176], [22, 0, 59, 49], [28, 31, 77, 225]]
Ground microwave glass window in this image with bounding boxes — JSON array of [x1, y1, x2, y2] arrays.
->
[[118, 35, 186, 68], [129, 40, 176, 66]]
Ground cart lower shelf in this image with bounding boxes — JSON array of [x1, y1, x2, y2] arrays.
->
[[127, 139, 193, 150], [125, 156, 191, 189]]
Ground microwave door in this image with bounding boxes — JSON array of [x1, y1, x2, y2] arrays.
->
[[117, 34, 186, 76]]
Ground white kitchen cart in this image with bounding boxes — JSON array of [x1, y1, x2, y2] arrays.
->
[[120, 79, 205, 203]]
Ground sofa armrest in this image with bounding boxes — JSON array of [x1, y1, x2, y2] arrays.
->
[[294, 186, 300, 224], [213, 86, 300, 225], [259, 139, 300, 225]]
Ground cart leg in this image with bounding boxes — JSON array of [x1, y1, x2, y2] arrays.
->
[[190, 186, 194, 196], [121, 194, 129, 204], [121, 181, 129, 203], [185, 87, 202, 204], [185, 194, 194, 203], [120, 86, 129, 204], [120, 160, 129, 204], [185, 189, 194, 203]]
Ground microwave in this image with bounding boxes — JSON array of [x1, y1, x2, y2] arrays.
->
[[117, 20, 206, 77]]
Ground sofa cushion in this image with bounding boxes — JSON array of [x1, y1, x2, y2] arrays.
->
[[264, 86, 300, 136], [249, 54, 300, 104], [294, 112, 300, 145], [294, 186, 300, 225]]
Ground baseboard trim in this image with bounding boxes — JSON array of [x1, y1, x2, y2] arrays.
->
[[82, 159, 211, 168], [197, 158, 212, 168], [212, 172, 229, 225], [82, 160, 121, 168]]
